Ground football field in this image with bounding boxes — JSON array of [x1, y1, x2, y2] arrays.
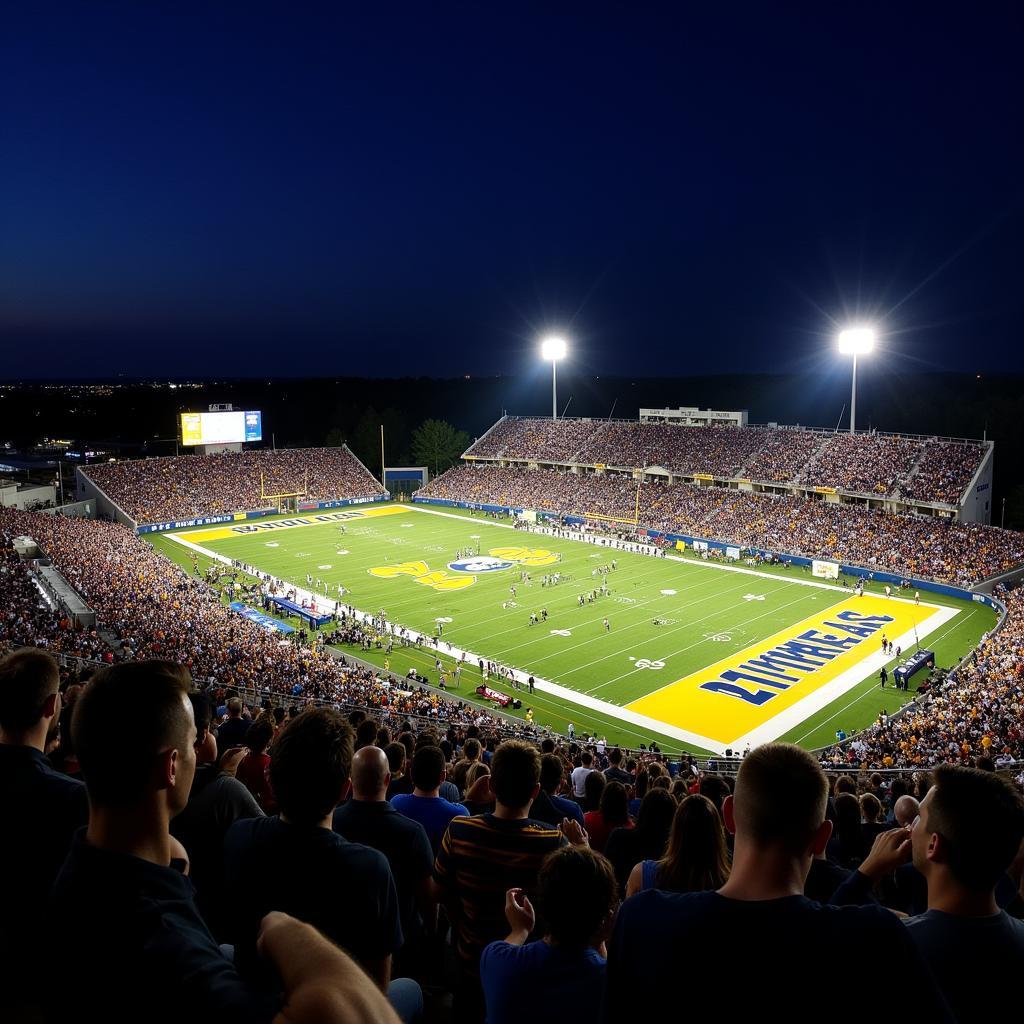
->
[[158, 502, 995, 755]]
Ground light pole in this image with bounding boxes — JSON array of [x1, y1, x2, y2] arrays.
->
[[540, 335, 567, 420], [837, 327, 876, 434]]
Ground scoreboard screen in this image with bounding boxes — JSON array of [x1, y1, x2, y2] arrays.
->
[[180, 410, 262, 446]]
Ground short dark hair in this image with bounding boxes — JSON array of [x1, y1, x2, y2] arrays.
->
[[537, 846, 617, 948], [539, 753, 564, 792], [490, 741, 541, 809], [411, 745, 446, 791], [269, 708, 353, 825], [463, 737, 481, 760], [733, 743, 828, 852], [926, 766, 1024, 891], [0, 647, 60, 733], [189, 692, 212, 736], [73, 661, 193, 806], [540, 737, 555, 754], [608, 747, 623, 765], [245, 718, 275, 756], [355, 718, 378, 748], [226, 698, 242, 716], [384, 741, 406, 774]]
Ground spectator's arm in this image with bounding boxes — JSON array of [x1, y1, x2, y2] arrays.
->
[[259, 912, 400, 1024], [830, 828, 912, 906]]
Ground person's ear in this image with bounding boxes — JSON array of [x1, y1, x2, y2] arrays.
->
[[810, 818, 833, 856], [43, 691, 60, 720], [926, 829, 945, 865], [722, 794, 737, 836], [160, 747, 178, 791]]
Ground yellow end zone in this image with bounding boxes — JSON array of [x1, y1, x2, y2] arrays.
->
[[178, 505, 406, 543], [627, 595, 938, 745]]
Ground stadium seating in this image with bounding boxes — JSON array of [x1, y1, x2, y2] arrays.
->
[[463, 417, 986, 505], [82, 446, 381, 524], [418, 464, 1024, 588]]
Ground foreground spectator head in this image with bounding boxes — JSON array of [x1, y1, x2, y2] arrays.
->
[[269, 708, 354, 826], [724, 743, 830, 857], [912, 765, 1024, 894], [244, 718, 274, 756], [384, 740, 406, 776], [0, 647, 61, 748], [490, 740, 541, 811], [537, 846, 618, 949], [463, 737, 482, 761], [73, 661, 194, 812], [657, 794, 730, 893], [584, 769, 607, 810], [893, 794, 920, 827], [350, 744, 390, 800], [188, 692, 218, 763], [411, 744, 447, 793], [540, 752, 566, 794]]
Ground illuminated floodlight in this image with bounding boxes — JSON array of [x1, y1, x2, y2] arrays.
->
[[837, 326, 876, 355], [540, 335, 568, 420], [541, 335, 568, 361], [837, 326, 876, 433]]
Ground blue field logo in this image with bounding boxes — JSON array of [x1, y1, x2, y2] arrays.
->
[[447, 556, 514, 574]]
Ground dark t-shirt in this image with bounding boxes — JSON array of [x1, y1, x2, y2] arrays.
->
[[223, 815, 402, 978], [608, 890, 954, 1021], [215, 716, 251, 756], [481, 940, 605, 1024], [605, 766, 633, 786], [804, 857, 852, 905], [525, 789, 585, 829], [169, 762, 263, 939], [50, 831, 279, 1024], [0, 745, 88, 978], [906, 909, 1024, 1024], [386, 773, 414, 800], [332, 799, 432, 944]]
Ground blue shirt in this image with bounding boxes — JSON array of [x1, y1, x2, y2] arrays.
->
[[391, 792, 469, 853], [481, 940, 605, 1024]]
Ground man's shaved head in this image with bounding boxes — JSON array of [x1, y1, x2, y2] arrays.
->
[[351, 744, 390, 799]]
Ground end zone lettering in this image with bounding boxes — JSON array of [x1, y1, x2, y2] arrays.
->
[[699, 610, 894, 706], [229, 510, 362, 534]]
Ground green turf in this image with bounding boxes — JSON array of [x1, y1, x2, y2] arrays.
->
[[149, 502, 995, 755]]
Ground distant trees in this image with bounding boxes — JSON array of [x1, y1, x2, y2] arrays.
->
[[411, 419, 470, 476]]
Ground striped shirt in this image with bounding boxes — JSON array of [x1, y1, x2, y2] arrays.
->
[[434, 813, 565, 974]]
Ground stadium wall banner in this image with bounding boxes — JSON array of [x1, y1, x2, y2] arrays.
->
[[298, 494, 389, 512], [137, 495, 390, 535], [726, 546, 742, 559], [135, 509, 276, 535], [812, 559, 840, 580], [692, 540, 709, 552], [814, 486, 838, 495]]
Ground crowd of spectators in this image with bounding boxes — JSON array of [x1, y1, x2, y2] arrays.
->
[[83, 446, 382, 524], [462, 416, 986, 505], [4, 646, 1022, 1024], [419, 464, 1024, 587], [823, 582, 1024, 769], [0, 507, 539, 744]]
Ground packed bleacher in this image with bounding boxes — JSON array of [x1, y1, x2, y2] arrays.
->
[[82, 446, 382, 524], [2, 642, 1022, 1023], [463, 416, 987, 505], [419, 464, 1024, 587], [0, 508, 535, 741]]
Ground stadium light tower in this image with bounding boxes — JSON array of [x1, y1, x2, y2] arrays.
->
[[837, 326, 875, 434], [540, 335, 568, 420]]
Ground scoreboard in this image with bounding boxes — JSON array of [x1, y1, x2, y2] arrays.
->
[[180, 410, 262, 446]]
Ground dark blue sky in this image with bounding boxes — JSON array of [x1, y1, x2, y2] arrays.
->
[[2, 3, 1022, 379]]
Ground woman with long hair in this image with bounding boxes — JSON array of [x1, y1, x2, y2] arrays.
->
[[584, 781, 632, 853], [626, 794, 729, 897], [604, 788, 676, 895]]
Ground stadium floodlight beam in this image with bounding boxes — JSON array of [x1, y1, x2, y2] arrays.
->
[[837, 326, 876, 434], [540, 335, 568, 420]]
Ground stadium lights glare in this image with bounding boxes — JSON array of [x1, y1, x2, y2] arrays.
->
[[541, 335, 568, 361], [837, 326, 876, 433], [837, 326, 876, 355], [540, 335, 568, 420]]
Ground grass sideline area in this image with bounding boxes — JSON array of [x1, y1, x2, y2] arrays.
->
[[148, 501, 995, 755]]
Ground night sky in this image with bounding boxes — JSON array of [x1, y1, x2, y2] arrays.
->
[[2, 3, 1022, 380]]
